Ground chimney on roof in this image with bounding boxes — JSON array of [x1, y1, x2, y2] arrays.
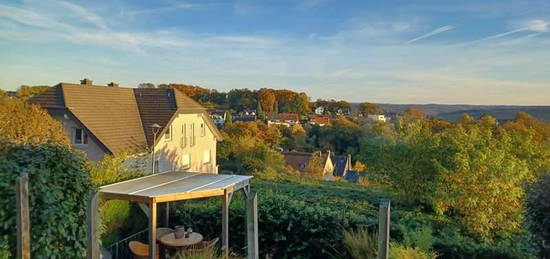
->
[[107, 82, 119, 87], [80, 78, 93, 86]]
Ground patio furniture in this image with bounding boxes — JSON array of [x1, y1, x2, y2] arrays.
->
[[156, 227, 174, 241], [160, 232, 203, 257], [128, 241, 159, 259], [90, 172, 259, 259]]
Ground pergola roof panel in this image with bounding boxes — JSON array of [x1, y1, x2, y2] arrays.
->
[[99, 171, 252, 202]]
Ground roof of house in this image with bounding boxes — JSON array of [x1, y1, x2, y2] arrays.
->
[[267, 113, 300, 122], [332, 154, 352, 177], [281, 151, 330, 172], [31, 81, 222, 154], [310, 116, 331, 125]]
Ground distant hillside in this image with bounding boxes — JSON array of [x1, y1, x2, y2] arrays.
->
[[350, 103, 550, 122]]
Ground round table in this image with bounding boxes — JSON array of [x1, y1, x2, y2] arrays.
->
[[160, 232, 203, 256]]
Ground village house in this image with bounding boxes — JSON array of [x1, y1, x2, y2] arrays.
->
[[281, 151, 357, 181], [31, 78, 222, 174], [314, 106, 325, 115], [367, 114, 387, 122], [309, 115, 331, 126], [281, 151, 335, 180], [267, 112, 300, 127]]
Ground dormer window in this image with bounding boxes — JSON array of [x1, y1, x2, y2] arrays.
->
[[74, 128, 88, 145]]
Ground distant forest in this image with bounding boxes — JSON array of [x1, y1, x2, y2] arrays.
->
[[140, 83, 550, 121]]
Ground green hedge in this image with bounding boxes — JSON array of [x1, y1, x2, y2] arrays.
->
[[173, 178, 533, 258], [0, 140, 95, 258]]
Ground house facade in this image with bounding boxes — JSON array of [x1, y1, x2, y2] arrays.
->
[[367, 114, 387, 122], [267, 113, 300, 127], [31, 79, 222, 174]]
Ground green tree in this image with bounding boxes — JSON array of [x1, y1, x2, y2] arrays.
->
[[525, 173, 550, 257], [224, 111, 233, 125]]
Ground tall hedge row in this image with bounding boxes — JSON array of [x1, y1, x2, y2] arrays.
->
[[0, 140, 95, 258]]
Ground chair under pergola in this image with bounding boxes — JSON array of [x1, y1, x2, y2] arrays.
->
[[86, 172, 258, 259]]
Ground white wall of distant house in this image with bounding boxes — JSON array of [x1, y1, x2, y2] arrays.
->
[[153, 113, 218, 174]]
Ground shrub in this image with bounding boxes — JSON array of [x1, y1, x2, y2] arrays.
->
[[87, 151, 146, 245], [174, 188, 378, 258], [389, 243, 437, 259], [343, 228, 378, 259], [0, 140, 94, 257], [401, 225, 434, 253], [525, 173, 550, 257]]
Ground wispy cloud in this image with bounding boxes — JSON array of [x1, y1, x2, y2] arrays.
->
[[0, 1, 279, 53], [478, 19, 549, 41], [406, 25, 455, 44]]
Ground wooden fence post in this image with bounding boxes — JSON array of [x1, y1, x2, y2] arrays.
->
[[16, 173, 30, 259], [246, 192, 258, 259], [87, 192, 100, 259], [378, 199, 390, 259]]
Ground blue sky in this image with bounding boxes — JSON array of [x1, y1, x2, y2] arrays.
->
[[1, 0, 549, 104]]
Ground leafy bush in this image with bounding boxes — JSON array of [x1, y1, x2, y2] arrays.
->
[[0, 140, 94, 257], [343, 228, 378, 259], [87, 151, 146, 245], [525, 173, 550, 257], [401, 225, 434, 253], [389, 243, 437, 259], [174, 182, 380, 258]]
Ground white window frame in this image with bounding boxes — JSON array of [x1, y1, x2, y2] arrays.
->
[[73, 128, 88, 145], [164, 125, 172, 141], [181, 154, 191, 169], [201, 123, 206, 137], [181, 123, 187, 148], [203, 150, 211, 164], [190, 123, 196, 146]]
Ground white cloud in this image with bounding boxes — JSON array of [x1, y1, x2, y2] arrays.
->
[[406, 25, 455, 44], [478, 19, 548, 41]]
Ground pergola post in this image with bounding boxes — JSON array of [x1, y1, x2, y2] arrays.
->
[[222, 190, 230, 257], [87, 192, 100, 259], [149, 202, 157, 259], [246, 191, 259, 259]]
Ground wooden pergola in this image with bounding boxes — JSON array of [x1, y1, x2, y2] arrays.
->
[[86, 172, 258, 259]]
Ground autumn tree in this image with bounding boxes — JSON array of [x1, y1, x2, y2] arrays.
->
[[402, 108, 425, 119], [359, 102, 384, 115], [16, 85, 51, 100], [258, 89, 276, 113], [362, 115, 539, 241], [0, 96, 69, 145]]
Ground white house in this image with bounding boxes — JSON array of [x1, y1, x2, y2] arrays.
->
[[367, 114, 387, 122]]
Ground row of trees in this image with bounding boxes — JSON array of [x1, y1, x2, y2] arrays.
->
[[140, 83, 313, 115], [361, 111, 550, 245], [140, 82, 386, 117]]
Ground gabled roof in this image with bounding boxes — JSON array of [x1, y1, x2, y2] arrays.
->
[[267, 113, 300, 121], [281, 151, 330, 172], [31, 81, 222, 154]]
